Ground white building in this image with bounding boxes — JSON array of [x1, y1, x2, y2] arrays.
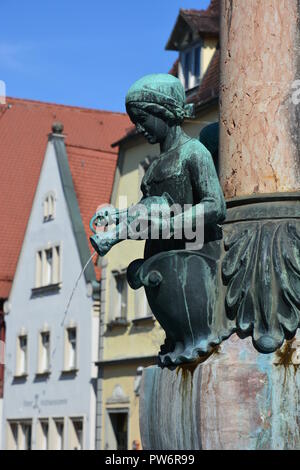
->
[[2, 127, 99, 450], [0, 98, 129, 450]]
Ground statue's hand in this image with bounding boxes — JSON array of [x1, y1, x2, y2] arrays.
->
[[90, 206, 118, 236], [94, 205, 120, 229], [91, 230, 116, 257]]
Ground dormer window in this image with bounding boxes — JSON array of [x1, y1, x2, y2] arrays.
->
[[166, 5, 219, 90], [43, 192, 55, 222], [180, 44, 201, 90]]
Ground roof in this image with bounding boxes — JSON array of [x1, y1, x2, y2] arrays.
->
[[0, 97, 130, 298], [166, 0, 220, 51]]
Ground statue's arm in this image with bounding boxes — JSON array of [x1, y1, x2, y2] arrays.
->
[[184, 146, 226, 226], [92, 147, 226, 256], [97, 197, 152, 254], [111, 148, 226, 245]]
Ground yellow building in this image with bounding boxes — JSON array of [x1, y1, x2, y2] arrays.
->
[[95, 0, 221, 450]]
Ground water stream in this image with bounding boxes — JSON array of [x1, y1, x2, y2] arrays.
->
[[51, 250, 97, 360], [60, 250, 97, 327]]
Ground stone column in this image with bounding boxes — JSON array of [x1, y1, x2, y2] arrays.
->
[[139, 1, 300, 450], [219, 0, 300, 198]]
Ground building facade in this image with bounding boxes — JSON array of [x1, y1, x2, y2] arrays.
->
[[96, 0, 221, 450], [3, 132, 99, 450], [0, 99, 129, 450]]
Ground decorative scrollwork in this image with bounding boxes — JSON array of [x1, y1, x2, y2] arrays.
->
[[222, 221, 300, 353]]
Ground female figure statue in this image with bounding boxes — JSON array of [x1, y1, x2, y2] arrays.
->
[[90, 74, 230, 365]]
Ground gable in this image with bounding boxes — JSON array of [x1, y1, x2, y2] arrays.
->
[[52, 134, 96, 283], [0, 97, 130, 299], [8, 137, 90, 306], [165, 3, 220, 51]]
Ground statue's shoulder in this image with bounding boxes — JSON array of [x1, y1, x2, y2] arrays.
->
[[182, 137, 213, 165]]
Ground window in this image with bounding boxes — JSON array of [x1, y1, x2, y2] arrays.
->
[[69, 418, 83, 450], [194, 46, 201, 80], [7, 422, 18, 450], [180, 44, 202, 90], [36, 251, 42, 286], [65, 327, 77, 370], [38, 331, 50, 373], [0, 315, 6, 397], [7, 421, 32, 450], [43, 192, 55, 221], [16, 334, 28, 376], [112, 272, 128, 320], [39, 420, 49, 450], [54, 419, 64, 450], [184, 50, 191, 89], [45, 249, 53, 284], [36, 245, 60, 287], [117, 274, 127, 319], [134, 288, 152, 319], [20, 422, 32, 450], [106, 411, 128, 450]]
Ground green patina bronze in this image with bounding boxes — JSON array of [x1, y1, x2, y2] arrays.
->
[[199, 121, 219, 171], [90, 74, 227, 365], [90, 73, 300, 365]]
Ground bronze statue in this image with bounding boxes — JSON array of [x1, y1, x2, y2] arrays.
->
[[90, 72, 300, 364], [90, 74, 229, 365]]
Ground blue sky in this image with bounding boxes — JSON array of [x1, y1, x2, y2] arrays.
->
[[0, 0, 210, 112]]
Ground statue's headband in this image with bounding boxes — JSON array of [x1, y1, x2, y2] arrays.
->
[[125, 74, 194, 122]]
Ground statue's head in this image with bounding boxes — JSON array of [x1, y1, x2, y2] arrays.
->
[[126, 74, 193, 145]]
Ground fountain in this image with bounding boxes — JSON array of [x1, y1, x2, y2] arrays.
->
[[90, 2, 300, 449]]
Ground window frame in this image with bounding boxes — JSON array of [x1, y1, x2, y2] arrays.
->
[[105, 408, 129, 450], [179, 41, 202, 90], [21, 421, 32, 450], [134, 287, 153, 321], [16, 333, 28, 377], [7, 420, 32, 450], [38, 419, 49, 450], [35, 244, 61, 289], [53, 418, 65, 450], [37, 329, 51, 375], [7, 421, 19, 450], [68, 417, 84, 450], [63, 325, 78, 372], [110, 270, 128, 323], [116, 272, 128, 320], [43, 191, 56, 222]]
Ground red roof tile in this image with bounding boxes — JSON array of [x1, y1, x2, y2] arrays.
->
[[67, 146, 119, 278], [0, 97, 130, 298]]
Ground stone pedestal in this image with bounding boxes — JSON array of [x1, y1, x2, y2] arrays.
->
[[140, 335, 300, 450]]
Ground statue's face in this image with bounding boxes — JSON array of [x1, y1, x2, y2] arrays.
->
[[128, 106, 169, 145]]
